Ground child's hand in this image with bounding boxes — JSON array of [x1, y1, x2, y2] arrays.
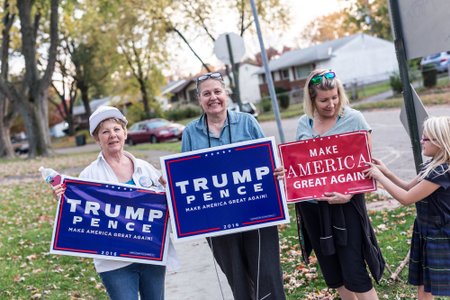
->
[[364, 162, 383, 180], [371, 158, 388, 175], [273, 167, 286, 180], [52, 184, 65, 201], [316, 192, 352, 204]]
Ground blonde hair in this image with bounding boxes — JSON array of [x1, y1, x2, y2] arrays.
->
[[419, 116, 450, 179], [303, 69, 349, 118]]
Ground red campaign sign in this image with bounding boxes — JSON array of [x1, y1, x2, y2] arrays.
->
[[278, 131, 376, 203]]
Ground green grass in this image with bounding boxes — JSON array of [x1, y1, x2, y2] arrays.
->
[[0, 153, 443, 299]]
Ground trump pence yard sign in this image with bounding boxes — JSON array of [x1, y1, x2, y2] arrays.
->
[[50, 177, 170, 265], [278, 131, 376, 203], [161, 137, 289, 242]]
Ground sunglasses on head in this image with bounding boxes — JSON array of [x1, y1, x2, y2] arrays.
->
[[309, 71, 336, 86], [196, 72, 223, 85]]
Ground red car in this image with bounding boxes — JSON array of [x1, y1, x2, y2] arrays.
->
[[126, 118, 185, 145]]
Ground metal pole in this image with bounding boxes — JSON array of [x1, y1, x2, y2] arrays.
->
[[225, 34, 242, 110], [389, 0, 422, 172], [249, 0, 285, 143]]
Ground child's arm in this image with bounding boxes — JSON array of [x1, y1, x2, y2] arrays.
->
[[371, 158, 418, 190], [365, 162, 440, 205]]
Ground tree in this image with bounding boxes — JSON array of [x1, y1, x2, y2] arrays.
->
[[343, 0, 392, 40], [0, 0, 17, 158], [50, 0, 119, 135], [165, 0, 290, 106], [299, 0, 391, 45], [113, 2, 169, 118], [0, 0, 58, 158]]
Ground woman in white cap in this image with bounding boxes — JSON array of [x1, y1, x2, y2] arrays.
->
[[53, 105, 175, 300]]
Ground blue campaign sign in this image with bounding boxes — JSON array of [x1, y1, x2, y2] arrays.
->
[[50, 177, 169, 265], [161, 137, 289, 242]]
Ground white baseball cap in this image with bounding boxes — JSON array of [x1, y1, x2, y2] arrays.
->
[[89, 105, 128, 136]]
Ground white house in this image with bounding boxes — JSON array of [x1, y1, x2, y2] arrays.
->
[[256, 33, 399, 97]]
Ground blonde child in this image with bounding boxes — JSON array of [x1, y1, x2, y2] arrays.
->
[[365, 116, 450, 300]]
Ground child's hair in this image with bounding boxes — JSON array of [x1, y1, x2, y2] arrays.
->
[[419, 116, 450, 179]]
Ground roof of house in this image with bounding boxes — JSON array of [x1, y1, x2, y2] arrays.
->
[[73, 96, 124, 116], [255, 33, 366, 74]]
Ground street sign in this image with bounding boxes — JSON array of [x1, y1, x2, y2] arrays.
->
[[214, 33, 245, 65], [395, 0, 450, 59]]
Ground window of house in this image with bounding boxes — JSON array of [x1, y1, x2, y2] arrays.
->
[[280, 69, 289, 80], [295, 65, 313, 79], [259, 74, 266, 84]]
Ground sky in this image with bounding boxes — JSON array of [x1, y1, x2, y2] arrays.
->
[[168, 0, 346, 78]]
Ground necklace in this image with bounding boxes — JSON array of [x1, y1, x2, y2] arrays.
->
[[205, 112, 232, 148]]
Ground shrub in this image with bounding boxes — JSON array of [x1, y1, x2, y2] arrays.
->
[[164, 104, 202, 121], [275, 87, 290, 110], [261, 97, 272, 112], [389, 73, 403, 94]]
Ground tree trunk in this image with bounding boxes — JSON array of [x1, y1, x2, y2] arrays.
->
[[14, 0, 59, 158], [78, 80, 91, 120], [0, 0, 16, 158]]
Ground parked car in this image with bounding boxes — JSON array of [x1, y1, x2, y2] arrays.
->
[[228, 101, 259, 119], [126, 118, 185, 145], [420, 51, 450, 73]]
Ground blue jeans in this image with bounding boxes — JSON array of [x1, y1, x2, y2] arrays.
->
[[99, 263, 166, 300]]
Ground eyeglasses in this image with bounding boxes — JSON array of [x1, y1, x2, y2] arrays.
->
[[309, 71, 336, 86], [196, 72, 223, 88]]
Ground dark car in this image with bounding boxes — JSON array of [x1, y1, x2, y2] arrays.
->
[[126, 118, 185, 145]]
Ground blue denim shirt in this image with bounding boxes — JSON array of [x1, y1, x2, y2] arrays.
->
[[181, 110, 264, 152]]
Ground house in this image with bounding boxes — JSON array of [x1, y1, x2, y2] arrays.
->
[[71, 96, 129, 129], [160, 62, 262, 110], [256, 33, 399, 100]]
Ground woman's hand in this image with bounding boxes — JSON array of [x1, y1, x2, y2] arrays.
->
[[52, 184, 65, 201], [158, 176, 167, 187], [273, 167, 286, 180], [317, 192, 352, 205]]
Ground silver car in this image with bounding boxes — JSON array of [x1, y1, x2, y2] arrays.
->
[[420, 51, 450, 73]]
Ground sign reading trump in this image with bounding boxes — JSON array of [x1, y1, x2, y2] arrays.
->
[[161, 137, 289, 242], [50, 177, 169, 265], [278, 131, 376, 203]]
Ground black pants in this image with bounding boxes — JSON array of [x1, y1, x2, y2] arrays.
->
[[208, 226, 286, 300]]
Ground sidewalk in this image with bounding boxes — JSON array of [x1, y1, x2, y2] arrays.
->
[[166, 240, 233, 300]]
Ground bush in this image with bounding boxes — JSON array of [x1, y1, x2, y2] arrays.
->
[[164, 104, 202, 121], [422, 64, 437, 88], [261, 97, 272, 112], [275, 87, 290, 110], [389, 73, 403, 94]]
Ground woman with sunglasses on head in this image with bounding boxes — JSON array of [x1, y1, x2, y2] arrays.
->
[[365, 116, 450, 299], [181, 72, 286, 300], [295, 69, 382, 300]]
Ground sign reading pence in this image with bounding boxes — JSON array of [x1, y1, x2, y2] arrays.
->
[[278, 131, 376, 203]]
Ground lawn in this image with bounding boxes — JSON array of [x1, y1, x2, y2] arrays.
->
[[1, 154, 446, 299]]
